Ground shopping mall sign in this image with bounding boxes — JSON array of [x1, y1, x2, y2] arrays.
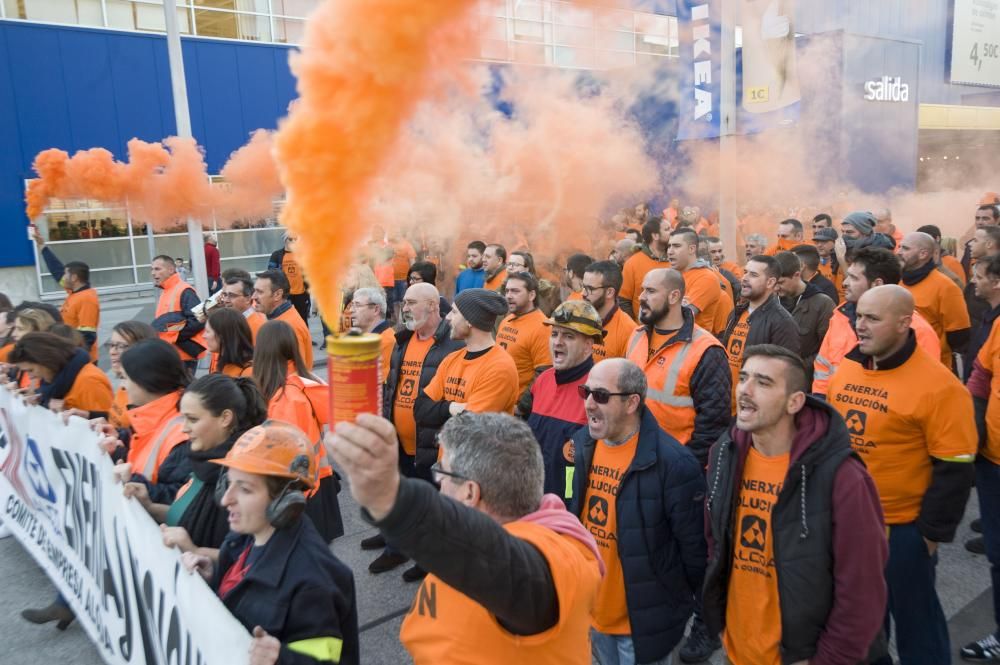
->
[[677, 0, 721, 139], [949, 0, 1000, 88], [863, 76, 911, 102]]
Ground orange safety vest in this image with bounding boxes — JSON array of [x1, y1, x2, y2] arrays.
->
[[268, 373, 333, 482], [400, 520, 600, 664], [626, 323, 723, 445], [154, 272, 201, 361], [812, 306, 942, 395], [126, 390, 188, 484]]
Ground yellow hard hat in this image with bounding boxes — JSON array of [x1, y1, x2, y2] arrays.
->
[[544, 300, 605, 341]]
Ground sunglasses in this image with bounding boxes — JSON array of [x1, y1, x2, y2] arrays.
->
[[577, 385, 638, 404], [430, 461, 468, 483]]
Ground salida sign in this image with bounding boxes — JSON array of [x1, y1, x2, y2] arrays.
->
[[863, 76, 910, 102]]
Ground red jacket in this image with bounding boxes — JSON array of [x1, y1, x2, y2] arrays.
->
[[204, 243, 221, 280]]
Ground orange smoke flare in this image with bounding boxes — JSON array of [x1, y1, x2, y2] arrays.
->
[[25, 149, 70, 220], [273, 0, 477, 325], [216, 129, 283, 223]]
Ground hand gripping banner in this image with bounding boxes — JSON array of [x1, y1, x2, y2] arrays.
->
[[0, 389, 250, 665]]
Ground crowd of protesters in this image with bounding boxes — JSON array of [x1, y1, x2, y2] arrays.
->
[[2, 193, 1000, 664]]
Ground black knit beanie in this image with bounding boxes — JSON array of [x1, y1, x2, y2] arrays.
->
[[454, 288, 508, 331]]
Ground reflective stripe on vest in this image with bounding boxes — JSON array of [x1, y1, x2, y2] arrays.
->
[[142, 415, 186, 480], [645, 328, 717, 408], [813, 353, 834, 381], [288, 636, 343, 663]]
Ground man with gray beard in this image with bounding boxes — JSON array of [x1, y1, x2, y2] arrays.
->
[[364, 282, 465, 580]]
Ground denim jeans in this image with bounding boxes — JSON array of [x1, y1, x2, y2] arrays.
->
[[876, 522, 950, 665], [591, 629, 672, 665], [977, 456, 1000, 635]]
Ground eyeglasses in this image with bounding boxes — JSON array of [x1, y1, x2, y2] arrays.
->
[[430, 461, 468, 483], [108, 342, 130, 352], [577, 385, 638, 404], [581, 284, 608, 294]]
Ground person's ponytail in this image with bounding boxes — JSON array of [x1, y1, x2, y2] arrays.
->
[[232, 377, 268, 435]]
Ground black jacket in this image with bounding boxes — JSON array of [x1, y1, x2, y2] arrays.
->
[[384, 319, 464, 468], [809, 272, 840, 304], [964, 281, 996, 381], [703, 398, 889, 664], [781, 282, 836, 383], [570, 407, 707, 663], [215, 518, 359, 665], [722, 293, 801, 356]]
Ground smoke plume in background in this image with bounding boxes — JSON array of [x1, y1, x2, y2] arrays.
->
[[216, 129, 284, 223]]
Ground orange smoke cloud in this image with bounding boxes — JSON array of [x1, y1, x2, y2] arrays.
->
[[274, 0, 478, 324], [216, 129, 283, 222], [25, 149, 70, 220]]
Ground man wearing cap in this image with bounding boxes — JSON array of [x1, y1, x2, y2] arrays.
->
[[838, 211, 896, 259], [522, 300, 602, 504], [812, 227, 844, 298], [626, 268, 730, 468], [415, 288, 519, 437]]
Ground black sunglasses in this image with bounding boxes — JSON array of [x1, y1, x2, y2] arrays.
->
[[577, 385, 638, 404], [430, 461, 468, 483]]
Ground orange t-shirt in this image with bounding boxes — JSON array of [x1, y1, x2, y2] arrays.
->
[[582, 433, 638, 634], [827, 347, 976, 524], [817, 259, 844, 299], [378, 327, 397, 385], [977, 319, 1000, 464], [63, 363, 113, 414], [496, 309, 552, 395], [62, 287, 100, 362], [392, 240, 417, 281], [726, 309, 751, 411], [109, 384, 131, 430], [720, 261, 744, 279], [246, 311, 266, 341], [593, 308, 636, 361], [941, 254, 966, 287], [393, 335, 434, 456], [400, 520, 601, 665], [620, 251, 671, 316], [763, 238, 798, 256], [682, 266, 722, 332], [0, 342, 12, 363], [422, 345, 519, 413], [275, 305, 314, 369], [484, 268, 508, 292], [722, 447, 788, 665], [714, 278, 735, 336], [281, 252, 306, 295], [374, 262, 395, 288], [903, 269, 970, 367]]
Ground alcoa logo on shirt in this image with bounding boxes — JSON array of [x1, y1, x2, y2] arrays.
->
[[864, 76, 910, 102]]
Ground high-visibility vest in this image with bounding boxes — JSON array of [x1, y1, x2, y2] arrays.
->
[[626, 324, 723, 445], [154, 272, 199, 361], [127, 391, 188, 484]]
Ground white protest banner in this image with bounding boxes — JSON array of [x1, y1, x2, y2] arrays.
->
[[0, 388, 250, 665]]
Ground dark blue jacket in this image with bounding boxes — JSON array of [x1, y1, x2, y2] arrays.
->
[[570, 407, 707, 663], [215, 517, 359, 664]]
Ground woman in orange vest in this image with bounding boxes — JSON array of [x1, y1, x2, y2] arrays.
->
[[254, 320, 343, 542], [107, 339, 192, 502], [205, 308, 254, 377], [107, 321, 158, 429], [8, 332, 113, 416], [123, 373, 268, 556]]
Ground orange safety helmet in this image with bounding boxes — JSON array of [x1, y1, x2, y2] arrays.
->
[[212, 421, 318, 490]]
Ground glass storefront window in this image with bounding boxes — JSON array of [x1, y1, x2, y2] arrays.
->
[[29, 181, 286, 297], [5, 0, 103, 26], [105, 0, 193, 34], [194, 7, 270, 41], [270, 0, 319, 19]]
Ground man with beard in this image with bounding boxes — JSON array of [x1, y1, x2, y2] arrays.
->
[[964, 226, 1000, 378], [774, 251, 835, 386], [827, 286, 975, 665], [582, 261, 636, 361], [496, 273, 552, 401], [625, 268, 730, 467], [744, 233, 769, 262], [365, 282, 465, 580], [483, 243, 508, 292], [721, 256, 800, 411], [703, 345, 888, 665], [609, 238, 638, 269], [898, 231, 970, 369], [570, 358, 706, 665], [523, 301, 602, 503], [454, 241, 487, 295]]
